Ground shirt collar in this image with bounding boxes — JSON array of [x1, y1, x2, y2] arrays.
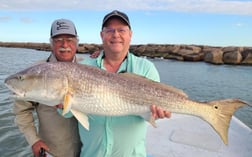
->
[[96, 51, 128, 73]]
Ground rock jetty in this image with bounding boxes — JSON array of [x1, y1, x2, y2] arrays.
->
[[0, 42, 251, 65]]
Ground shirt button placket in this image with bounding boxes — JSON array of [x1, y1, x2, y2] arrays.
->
[[104, 117, 113, 157]]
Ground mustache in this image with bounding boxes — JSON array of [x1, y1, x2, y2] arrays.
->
[[59, 47, 72, 52]]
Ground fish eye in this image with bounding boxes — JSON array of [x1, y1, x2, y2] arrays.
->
[[17, 75, 24, 81]]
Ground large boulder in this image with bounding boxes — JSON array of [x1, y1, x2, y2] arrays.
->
[[204, 49, 224, 64], [222, 47, 243, 64], [241, 47, 252, 64], [169, 45, 203, 61]]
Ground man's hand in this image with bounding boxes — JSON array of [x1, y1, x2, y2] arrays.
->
[[32, 140, 49, 157], [90, 50, 101, 58], [55, 104, 63, 109], [150, 105, 171, 119]]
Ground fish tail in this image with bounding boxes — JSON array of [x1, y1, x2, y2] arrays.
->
[[204, 99, 247, 145]]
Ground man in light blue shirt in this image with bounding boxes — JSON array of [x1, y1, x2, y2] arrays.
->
[[77, 10, 171, 157], [79, 52, 160, 157]]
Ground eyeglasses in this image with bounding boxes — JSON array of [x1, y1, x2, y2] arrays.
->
[[102, 28, 129, 35], [53, 37, 77, 44]]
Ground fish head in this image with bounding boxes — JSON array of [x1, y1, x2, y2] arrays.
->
[[4, 63, 68, 106]]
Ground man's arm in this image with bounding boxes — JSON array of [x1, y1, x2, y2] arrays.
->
[[13, 100, 50, 156], [13, 100, 40, 145]]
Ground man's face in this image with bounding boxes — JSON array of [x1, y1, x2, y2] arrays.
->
[[51, 34, 78, 62], [101, 18, 132, 55]]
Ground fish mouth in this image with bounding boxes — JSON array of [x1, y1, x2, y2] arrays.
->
[[9, 92, 25, 99], [4, 84, 25, 99]]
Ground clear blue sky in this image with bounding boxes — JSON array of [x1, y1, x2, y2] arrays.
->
[[1, 0, 252, 47]]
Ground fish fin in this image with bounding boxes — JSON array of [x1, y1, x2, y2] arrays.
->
[[62, 92, 72, 115], [203, 99, 247, 145], [161, 84, 188, 98], [71, 109, 90, 131], [246, 101, 252, 107], [119, 73, 188, 98], [141, 112, 157, 128]]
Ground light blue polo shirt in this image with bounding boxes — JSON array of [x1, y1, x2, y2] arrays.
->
[[78, 51, 160, 157]]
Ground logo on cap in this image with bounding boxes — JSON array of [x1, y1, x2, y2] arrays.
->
[[56, 21, 70, 30]]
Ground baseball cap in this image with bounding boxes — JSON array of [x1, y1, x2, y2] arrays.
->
[[102, 10, 131, 29], [50, 19, 77, 38]]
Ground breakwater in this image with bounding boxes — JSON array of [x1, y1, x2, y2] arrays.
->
[[1, 41, 251, 65]]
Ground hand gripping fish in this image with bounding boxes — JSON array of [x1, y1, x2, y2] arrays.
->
[[4, 62, 250, 145]]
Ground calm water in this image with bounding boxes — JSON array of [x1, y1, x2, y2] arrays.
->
[[0, 47, 251, 156]]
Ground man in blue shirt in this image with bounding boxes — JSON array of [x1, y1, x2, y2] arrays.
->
[[78, 10, 171, 157]]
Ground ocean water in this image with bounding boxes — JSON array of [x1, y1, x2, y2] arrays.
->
[[0, 47, 251, 156]]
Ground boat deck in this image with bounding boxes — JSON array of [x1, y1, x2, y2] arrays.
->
[[146, 114, 252, 157]]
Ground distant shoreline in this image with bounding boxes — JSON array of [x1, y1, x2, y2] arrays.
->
[[0, 41, 251, 65]]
